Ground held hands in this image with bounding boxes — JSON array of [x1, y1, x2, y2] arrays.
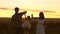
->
[[23, 11, 27, 14], [24, 11, 27, 13]]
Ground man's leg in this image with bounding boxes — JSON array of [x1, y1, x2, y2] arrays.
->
[[19, 27, 24, 34], [14, 27, 19, 34]]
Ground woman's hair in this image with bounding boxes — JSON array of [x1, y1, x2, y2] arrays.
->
[[39, 12, 44, 20]]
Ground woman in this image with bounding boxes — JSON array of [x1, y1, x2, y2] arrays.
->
[[36, 12, 45, 34], [22, 16, 31, 34]]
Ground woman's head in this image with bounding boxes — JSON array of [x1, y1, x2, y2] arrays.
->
[[39, 12, 44, 19]]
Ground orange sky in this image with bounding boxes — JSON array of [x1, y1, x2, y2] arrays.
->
[[0, 0, 60, 18]]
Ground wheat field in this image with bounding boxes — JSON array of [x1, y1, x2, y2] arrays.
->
[[0, 18, 60, 34]]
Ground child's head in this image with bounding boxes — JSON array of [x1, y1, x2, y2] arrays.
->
[[26, 16, 31, 20]]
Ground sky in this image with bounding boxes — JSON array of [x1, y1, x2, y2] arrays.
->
[[0, 0, 60, 18]]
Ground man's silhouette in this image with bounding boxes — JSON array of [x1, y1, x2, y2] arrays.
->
[[11, 7, 27, 34]]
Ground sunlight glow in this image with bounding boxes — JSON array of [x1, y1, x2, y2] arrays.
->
[[0, 0, 60, 18]]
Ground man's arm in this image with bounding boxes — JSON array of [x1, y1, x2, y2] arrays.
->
[[11, 16, 15, 25], [20, 11, 27, 15]]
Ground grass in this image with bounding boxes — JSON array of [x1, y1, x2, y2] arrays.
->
[[0, 18, 60, 34]]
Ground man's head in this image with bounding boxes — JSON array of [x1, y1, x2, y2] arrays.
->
[[14, 7, 19, 13]]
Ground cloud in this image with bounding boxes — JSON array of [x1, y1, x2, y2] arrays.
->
[[48, 14, 60, 16], [0, 7, 56, 13], [39, 10, 56, 13], [27, 9, 56, 13], [0, 7, 13, 10]]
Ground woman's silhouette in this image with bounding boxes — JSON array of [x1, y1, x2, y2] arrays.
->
[[36, 12, 45, 34]]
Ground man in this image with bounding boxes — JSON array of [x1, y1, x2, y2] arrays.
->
[[11, 7, 27, 34]]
